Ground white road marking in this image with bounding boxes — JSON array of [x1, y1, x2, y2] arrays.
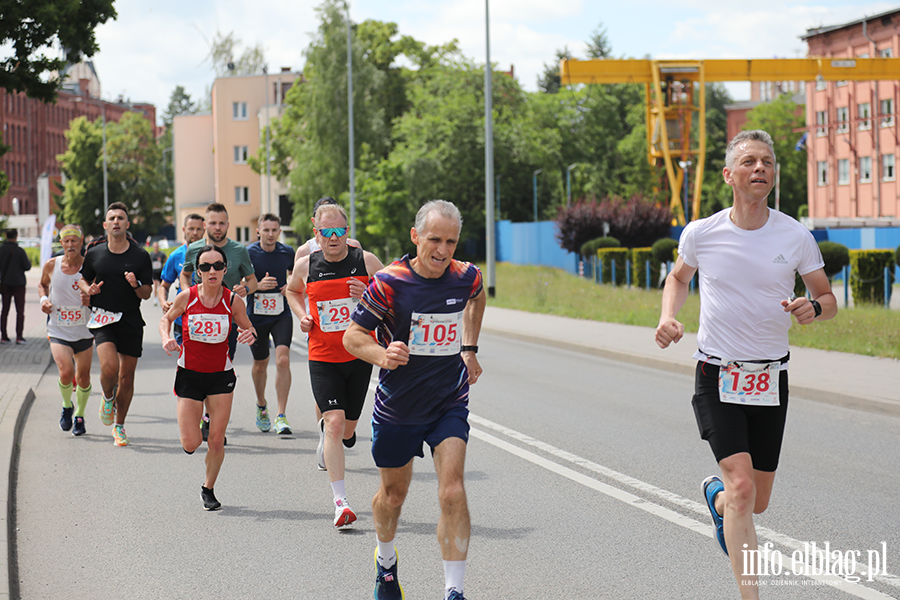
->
[[469, 414, 900, 597], [293, 335, 899, 596]]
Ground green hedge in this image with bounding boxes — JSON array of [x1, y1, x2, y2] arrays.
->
[[630, 247, 659, 289], [819, 241, 850, 278], [651, 237, 678, 265], [24, 247, 41, 267], [580, 236, 620, 258], [596, 247, 629, 285], [849, 249, 894, 305]]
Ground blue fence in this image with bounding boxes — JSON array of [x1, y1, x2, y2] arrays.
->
[[496, 220, 579, 274]]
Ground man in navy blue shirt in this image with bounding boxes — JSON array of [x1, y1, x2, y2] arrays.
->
[[246, 213, 295, 434], [158, 213, 206, 345]]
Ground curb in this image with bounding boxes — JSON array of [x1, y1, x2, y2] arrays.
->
[[483, 326, 900, 418], [1, 387, 35, 600]]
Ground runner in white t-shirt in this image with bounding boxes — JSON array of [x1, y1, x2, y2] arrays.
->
[[655, 130, 836, 600]]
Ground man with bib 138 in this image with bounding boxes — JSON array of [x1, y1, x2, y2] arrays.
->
[[655, 130, 836, 600], [343, 199, 485, 600]]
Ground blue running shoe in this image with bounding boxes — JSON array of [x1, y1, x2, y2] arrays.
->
[[72, 416, 86, 436], [60, 406, 73, 431], [702, 475, 728, 556], [447, 589, 467, 600], [374, 547, 404, 599], [256, 404, 271, 432]]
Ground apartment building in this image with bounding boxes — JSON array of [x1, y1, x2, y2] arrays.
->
[[173, 68, 300, 244], [802, 9, 900, 226], [0, 61, 157, 231]]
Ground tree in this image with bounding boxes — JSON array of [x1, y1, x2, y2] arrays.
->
[[537, 48, 572, 94], [264, 0, 388, 233], [204, 31, 266, 77], [744, 94, 807, 219], [586, 23, 613, 59], [57, 113, 167, 237], [58, 117, 106, 236], [698, 83, 733, 217], [0, 0, 117, 103]]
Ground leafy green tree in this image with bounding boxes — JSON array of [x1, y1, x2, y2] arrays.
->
[[58, 113, 167, 236], [58, 117, 107, 236], [0, 139, 8, 198], [265, 0, 387, 232], [107, 112, 168, 234], [744, 94, 807, 218], [0, 0, 117, 103], [205, 31, 266, 77]]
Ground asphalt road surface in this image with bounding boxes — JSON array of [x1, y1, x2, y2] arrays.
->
[[12, 302, 900, 599]]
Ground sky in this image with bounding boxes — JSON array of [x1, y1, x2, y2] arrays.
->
[[75, 0, 899, 123]]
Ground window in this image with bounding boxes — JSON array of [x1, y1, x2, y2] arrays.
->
[[815, 78, 826, 91], [234, 186, 250, 205], [838, 159, 850, 184], [836, 80, 848, 87], [858, 102, 871, 130], [816, 111, 827, 136], [233, 145, 248, 163], [232, 101, 248, 120], [235, 227, 250, 243], [836, 106, 849, 133], [817, 161, 828, 186], [880, 98, 894, 127], [883, 154, 896, 181], [860, 156, 872, 183], [879, 48, 893, 58]]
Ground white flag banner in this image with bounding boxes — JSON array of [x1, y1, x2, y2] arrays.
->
[[40, 214, 56, 267]]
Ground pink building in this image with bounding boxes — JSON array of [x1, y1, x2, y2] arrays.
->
[[802, 9, 900, 226]]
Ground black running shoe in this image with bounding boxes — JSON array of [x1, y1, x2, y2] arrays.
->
[[72, 416, 86, 436], [60, 406, 73, 431], [201, 485, 221, 511]]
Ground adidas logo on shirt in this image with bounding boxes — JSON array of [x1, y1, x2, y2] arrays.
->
[[772, 254, 788, 264]]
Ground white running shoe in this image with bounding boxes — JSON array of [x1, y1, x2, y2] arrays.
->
[[334, 497, 357, 529]]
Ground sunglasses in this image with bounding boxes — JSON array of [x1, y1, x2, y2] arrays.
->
[[197, 261, 226, 272], [317, 226, 348, 238]]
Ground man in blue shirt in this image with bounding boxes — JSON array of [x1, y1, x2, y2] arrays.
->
[[246, 213, 295, 434], [158, 213, 205, 345]]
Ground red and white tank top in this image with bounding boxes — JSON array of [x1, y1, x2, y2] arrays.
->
[[178, 286, 234, 373], [306, 246, 368, 363]]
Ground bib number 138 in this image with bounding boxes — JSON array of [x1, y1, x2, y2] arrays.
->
[[718, 361, 780, 406]]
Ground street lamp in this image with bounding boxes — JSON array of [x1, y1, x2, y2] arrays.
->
[[566, 163, 579, 207], [678, 160, 692, 223], [533, 169, 542, 222]]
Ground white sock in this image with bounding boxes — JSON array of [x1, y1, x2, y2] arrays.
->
[[444, 560, 465, 598], [331, 479, 346, 501], [376, 538, 396, 569]]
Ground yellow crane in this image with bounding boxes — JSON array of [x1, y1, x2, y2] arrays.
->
[[560, 57, 900, 224]]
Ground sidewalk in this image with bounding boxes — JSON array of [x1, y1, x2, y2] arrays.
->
[[3, 280, 900, 598], [0, 268, 51, 600]]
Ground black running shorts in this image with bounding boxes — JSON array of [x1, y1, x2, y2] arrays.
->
[[308, 359, 373, 421], [249, 313, 293, 361], [174, 367, 237, 401], [691, 360, 789, 472]]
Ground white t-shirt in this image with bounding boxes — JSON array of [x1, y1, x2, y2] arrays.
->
[[679, 208, 824, 363]]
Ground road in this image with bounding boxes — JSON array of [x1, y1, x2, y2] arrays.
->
[[12, 302, 900, 599]]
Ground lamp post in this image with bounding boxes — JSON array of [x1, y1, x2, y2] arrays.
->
[[678, 160, 692, 223], [263, 64, 272, 216], [533, 169, 542, 222], [484, 0, 495, 297], [346, 1, 356, 239], [566, 163, 578, 207]]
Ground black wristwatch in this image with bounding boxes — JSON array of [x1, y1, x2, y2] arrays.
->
[[811, 299, 822, 317], [461, 345, 478, 353], [133, 280, 142, 289]]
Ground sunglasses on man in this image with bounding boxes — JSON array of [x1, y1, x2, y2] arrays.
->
[[317, 226, 348, 238], [197, 261, 226, 272]]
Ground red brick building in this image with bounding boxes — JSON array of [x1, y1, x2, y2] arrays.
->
[[1, 61, 157, 222], [802, 9, 900, 225]]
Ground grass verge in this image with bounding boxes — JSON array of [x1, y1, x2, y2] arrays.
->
[[486, 263, 900, 360]]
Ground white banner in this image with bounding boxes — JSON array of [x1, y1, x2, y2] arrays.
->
[[40, 214, 56, 267]]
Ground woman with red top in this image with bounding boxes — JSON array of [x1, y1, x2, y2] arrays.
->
[[160, 245, 257, 510]]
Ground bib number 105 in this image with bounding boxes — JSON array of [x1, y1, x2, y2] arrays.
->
[[409, 311, 463, 356]]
